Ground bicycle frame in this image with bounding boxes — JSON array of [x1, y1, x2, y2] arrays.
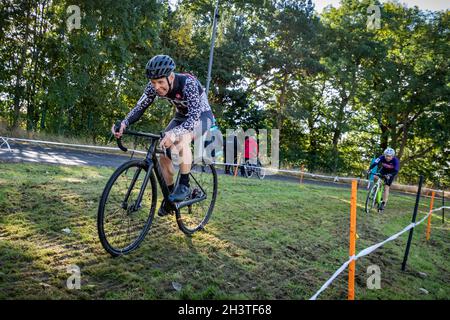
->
[[372, 173, 386, 208], [117, 129, 207, 212], [376, 182, 384, 205]]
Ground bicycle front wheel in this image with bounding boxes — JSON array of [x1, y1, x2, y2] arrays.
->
[[176, 161, 218, 235], [365, 183, 378, 214], [97, 160, 157, 257]]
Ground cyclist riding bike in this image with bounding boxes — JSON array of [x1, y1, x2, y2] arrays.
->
[[240, 136, 258, 176], [366, 147, 400, 212], [111, 54, 215, 217]]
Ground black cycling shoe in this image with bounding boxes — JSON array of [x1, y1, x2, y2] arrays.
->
[[158, 200, 175, 217], [168, 184, 191, 202], [378, 201, 385, 213]]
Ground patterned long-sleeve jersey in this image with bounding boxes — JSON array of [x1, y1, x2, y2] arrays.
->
[[123, 73, 212, 136]]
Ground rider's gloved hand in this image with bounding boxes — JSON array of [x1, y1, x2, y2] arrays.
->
[[111, 121, 127, 139]]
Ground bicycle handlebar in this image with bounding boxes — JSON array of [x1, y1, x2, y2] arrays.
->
[[366, 171, 391, 180], [373, 172, 383, 177], [114, 120, 164, 153]]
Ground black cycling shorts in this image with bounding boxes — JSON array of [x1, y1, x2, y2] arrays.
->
[[163, 110, 215, 158], [164, 110, 214, 137], [379, 169, 396, 186]]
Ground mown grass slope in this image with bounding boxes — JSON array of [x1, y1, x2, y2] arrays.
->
[[0, 162, 448, 299]]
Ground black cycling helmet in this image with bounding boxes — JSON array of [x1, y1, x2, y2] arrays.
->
[[145, 55, 176, 79]]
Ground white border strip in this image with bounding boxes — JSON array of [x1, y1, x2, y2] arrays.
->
[[1, 137, 147, 155]]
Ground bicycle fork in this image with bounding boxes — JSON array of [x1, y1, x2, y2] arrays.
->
[[121, 165, 152, 214]]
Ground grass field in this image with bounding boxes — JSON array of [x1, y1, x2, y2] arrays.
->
[[0, 162, 448, 300]]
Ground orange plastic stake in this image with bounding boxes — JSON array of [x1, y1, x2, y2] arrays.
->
[[426, 191, 435, 241], [348, 180, 357, 300], [234, 154, 241, 178], [300, 164, 305, 184]]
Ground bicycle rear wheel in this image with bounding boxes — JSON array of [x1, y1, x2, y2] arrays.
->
[[255, 160, 266, 180], [365, 183, 378, 214], [97, 160, 157, 256], [175, 161, 218, 235]]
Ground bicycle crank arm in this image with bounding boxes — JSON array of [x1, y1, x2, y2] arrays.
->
[[174, 194, 207, 210]]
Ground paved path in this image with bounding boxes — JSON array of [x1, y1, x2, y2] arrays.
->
[[1, 141, 416, 197]]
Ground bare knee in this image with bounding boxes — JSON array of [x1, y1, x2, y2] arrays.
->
[[173, 135, 191, 157], [175, 135, 191, 151]]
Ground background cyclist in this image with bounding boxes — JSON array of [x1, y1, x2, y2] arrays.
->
[[366, 147, 400, 211], [241, 135, 258, 176]]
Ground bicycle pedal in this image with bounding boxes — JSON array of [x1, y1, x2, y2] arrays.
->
[[190, 188, 203, 199]]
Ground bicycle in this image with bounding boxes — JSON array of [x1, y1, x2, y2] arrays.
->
[[97, 122, 218, 257], [243, 159, 266, 180], [365, 172, 388, 213]]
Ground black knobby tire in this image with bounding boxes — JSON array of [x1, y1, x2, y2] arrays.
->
[[365, 183, 378, 214], [175, 162, 218, 235], [98, 160, 157, 256]]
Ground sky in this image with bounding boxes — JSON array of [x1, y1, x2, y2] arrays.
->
[[167, 1, 449, 12], [312, 0, 450, 12], [167, 0, 449, 13]]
